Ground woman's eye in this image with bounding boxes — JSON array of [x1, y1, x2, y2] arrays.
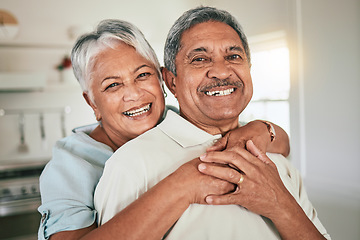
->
[[137, 72, 151, 79], [105, 82, 120, 91]]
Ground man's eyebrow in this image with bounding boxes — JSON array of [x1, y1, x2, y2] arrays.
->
[[187, 47, 207, 56], [229, 45, 245, 53]]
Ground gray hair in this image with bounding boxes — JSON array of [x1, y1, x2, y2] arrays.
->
[[164, 6, 251, 76], [71, 19, 161, 101]]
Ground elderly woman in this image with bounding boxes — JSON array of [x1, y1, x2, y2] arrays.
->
[[38, 19, 290, 240]]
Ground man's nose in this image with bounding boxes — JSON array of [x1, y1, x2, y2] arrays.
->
[[122, 83, 144, 102], [207, 60, 232, 80]]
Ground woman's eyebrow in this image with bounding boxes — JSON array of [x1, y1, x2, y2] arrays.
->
[[102, 75, 120, 83], [133, 64, 151, 73]]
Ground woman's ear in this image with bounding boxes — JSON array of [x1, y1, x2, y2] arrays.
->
[[83, 92, 102, 121], [161, 67, 177, 98]]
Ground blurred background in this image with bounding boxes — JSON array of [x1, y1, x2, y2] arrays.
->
[[0, 0, 359, 239]]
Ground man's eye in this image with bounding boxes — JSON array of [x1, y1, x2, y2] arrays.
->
[[227, 54, 242, 61], [191, 57, 209, 64], [193, 57, 205, 62]]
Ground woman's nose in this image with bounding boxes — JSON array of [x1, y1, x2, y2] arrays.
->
[[122, 84, 144, 102], [207, 60, 232, 80]]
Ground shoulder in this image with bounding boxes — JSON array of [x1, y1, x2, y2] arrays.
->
[[266, 153, 302, 197], [53, 132, 113, 166], [266, 153, 297, 175], [40, 132, 113, 194]]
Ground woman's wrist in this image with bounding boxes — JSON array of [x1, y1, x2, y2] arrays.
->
[[259, 120, 276, 143]]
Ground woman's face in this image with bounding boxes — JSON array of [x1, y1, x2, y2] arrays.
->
[[88, 42, 165, 144]]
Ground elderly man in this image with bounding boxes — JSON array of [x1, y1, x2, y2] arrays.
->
[[94, 6, 330, 240]]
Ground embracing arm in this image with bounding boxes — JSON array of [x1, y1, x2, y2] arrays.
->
[[263, 121, 290, 157], [50, 159, 233, 240], [209, 120, 290, 157]]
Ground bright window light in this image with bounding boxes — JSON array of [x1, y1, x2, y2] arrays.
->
[[240, 32, 291, 135]]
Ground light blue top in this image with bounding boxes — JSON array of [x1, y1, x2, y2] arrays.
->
[[37, 105, 177, 239], [38, 130, 113, 239]]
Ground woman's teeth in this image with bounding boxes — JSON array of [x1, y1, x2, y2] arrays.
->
[[123, 103, 151, 117], [205, 88, 235, 96]]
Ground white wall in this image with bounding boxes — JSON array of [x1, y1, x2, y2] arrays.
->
[[297, 0, 360, 239], [0, 0, 359, 238]]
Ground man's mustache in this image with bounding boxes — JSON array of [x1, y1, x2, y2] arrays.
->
[[197, 79, 243, 92]]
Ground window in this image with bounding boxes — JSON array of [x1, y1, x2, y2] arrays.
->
[[240, 31, 290, 135]]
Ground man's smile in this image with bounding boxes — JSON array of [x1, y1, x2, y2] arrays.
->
[[204, 87, 235, 96]]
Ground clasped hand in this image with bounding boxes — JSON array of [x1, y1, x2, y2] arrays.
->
[[198, 138, 295, 221]]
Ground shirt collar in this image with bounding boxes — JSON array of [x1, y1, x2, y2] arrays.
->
[[158, 110, 221, 148]]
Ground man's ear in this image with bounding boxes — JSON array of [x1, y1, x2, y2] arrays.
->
[[83, 92, 102, 121], [161, 67, 177, 98]]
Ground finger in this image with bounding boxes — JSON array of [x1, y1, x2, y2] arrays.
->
[[205, 193, 241, 205], [200, 151, 254, 175], [206, 135, 228, 152], [246, 140, 272, 164], [225, 133, 246, 149], [198, 162, 243, 185], [226, 142, 273, 169]]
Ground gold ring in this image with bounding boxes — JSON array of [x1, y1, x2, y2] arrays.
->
[[237, 174, 244, 185]]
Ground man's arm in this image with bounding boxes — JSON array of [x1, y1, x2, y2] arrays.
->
[[198, 140, 328, 240], [208, 120, 290, 157]]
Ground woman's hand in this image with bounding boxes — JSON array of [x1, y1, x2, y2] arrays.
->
[[172, 158, 236, 205], [207, 120, 290, 157]]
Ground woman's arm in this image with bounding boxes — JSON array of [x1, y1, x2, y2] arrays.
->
[[49, 120, 289, 240], [50, 158, 234, 240], [208, 120, 290, 157]]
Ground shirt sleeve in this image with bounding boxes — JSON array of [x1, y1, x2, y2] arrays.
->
[[293, 167, 332, 239], [267, 153, 331, 240], [38, 140, 101, 239]]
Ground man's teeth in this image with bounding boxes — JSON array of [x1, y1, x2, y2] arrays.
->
[[205, 88, 235, 96], [123, 104, 151, 117]]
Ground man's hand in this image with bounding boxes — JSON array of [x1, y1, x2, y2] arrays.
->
[[199, 140, 294, 220], [199, 140, 326, 239]]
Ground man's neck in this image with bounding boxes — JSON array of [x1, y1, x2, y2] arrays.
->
[[180, 112, 239, 136]]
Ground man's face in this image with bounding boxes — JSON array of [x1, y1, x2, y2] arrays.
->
[[164, 21, 253, 133]]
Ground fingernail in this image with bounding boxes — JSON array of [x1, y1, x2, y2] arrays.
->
[[200, 153, 207, 160], [198, 163, 206, 171], [206, 196, 213, 204]]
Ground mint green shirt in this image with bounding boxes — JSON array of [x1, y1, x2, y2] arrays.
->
[[38, 131, 113, 239], [38, 105, 177, 239]]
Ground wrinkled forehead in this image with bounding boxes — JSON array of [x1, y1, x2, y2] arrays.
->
[[179, 21, 244, 55]]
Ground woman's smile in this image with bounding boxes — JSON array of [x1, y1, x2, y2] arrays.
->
[[123, 103, 152, 118]]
